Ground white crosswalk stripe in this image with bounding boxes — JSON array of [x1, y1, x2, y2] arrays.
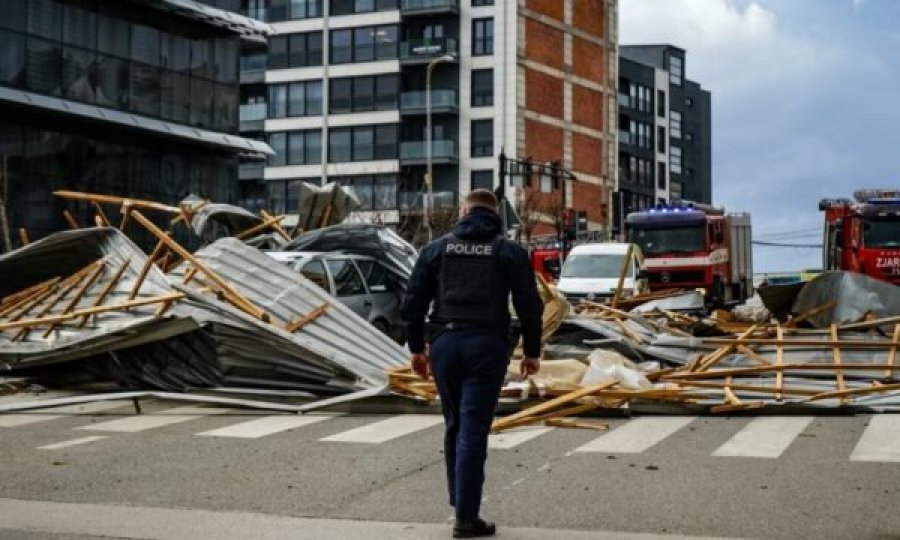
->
[[850, 415, 900, 462], [77, 406, 233, 433], [489, 426, 554, 450], [320, 414, 443, 444], [712, 416, 814, 459], [0, 400, 134, 428], [38, 436, 109, 450], [197, 413, 339, 439], [574, 416, 695, 454]]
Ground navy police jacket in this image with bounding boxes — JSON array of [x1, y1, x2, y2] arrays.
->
[[401, 207, 543, 358]]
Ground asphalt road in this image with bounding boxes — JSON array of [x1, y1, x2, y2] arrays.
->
[[1, 395, 899, 539]]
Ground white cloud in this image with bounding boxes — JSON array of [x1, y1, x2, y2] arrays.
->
[[619, 0, 841, 100]]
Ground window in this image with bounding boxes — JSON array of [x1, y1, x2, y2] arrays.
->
[[270, 32, 322, 69], [269, 81, 322, 117], [355, 260, 389, 292], [375, 74, 398, 110], [685, 96, 694, 107], [373, 174, 397, 209], [327, 259, 366, 296], [265, 0, 322, 21], [268, 132, 287, 166], [471, 119, 493, 157], [299, 259, 329, 291], [131, 23, 160, 66], [472, 18, 493, 56], [0, 3, 26, 32], [97, 13, 129, 58], [670, 110, 682, 139], [352, 76, 374, 111], [471, 69, 493, 107], [26, 37, 62, 96], [472, 0, 494, 5], [353, 125, 374, 161], [330, 78, 351, 113], [330, 74, 398, 113], [330, 25, 397, 64], [685, 132, 694, 142], [657, 162, 666, 190], [657, 90, 665, 117], [657, 126, 665, 153], [130, 62, 160, 116], [374, 124, 398, 159], [669, 54, 683, 85], [471, 170, 493, 191], [670, 145, 682, 174], [62, 3, 96, 49], [268, 36, 288, 69], [329, 127, 351, 162], [28, 0, 62, 41], [330, 29, 352, 64], [0, 30, 25, 87]]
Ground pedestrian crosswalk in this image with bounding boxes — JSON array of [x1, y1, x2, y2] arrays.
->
[[3, 399, 900, 463]]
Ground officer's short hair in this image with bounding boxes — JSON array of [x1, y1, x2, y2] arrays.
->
[[465, 189, 499, 213]]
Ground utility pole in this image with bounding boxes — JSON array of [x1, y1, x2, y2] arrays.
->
[[0, 156, 11, 253], [424, 53, 456, 242]]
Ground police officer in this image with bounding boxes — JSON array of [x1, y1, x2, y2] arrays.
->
[[401, 188, 543, 538]]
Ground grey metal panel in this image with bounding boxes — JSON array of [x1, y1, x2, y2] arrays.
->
[[0, 88, 274, 157]]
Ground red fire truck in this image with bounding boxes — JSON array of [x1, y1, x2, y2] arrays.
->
[[625, 202, 753, 304], [819, 189, 900, 285]]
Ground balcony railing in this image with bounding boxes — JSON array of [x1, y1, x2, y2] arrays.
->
[[617, 93, 632, 108], [399, 191, 458, 212], [400, 90, 458, 113], [399, 140, 458, 163], [401, 0, 460, 15], [400, 38, 458, 63], [618, 130, 632, 145], [239, 103, 267, 122]]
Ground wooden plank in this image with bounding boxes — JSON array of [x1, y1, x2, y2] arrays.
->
[[129, 210, 269, 323], [0, 292, 185, 331], [545, 418, 609, 431], [0, 277, 61, 316], [664, 379, 822, 397], [235, 215, 286, 241], [807, 382, 900, 402], [128, 239, 166, 300], [697, 324, 759, 372], [260, 210, 291, 241], [492, 402, 601, 433], [170, 201, 209, 225], [830, 324, 846, 403], [699, 337, 900, 349], [610, 243, 634, 309], [318, 204, 333, 229], [53, 190, 181, 215], [285, 302, 330, 333], [785, 301, 836, 328], [18, 228, 29, 246], [92, 202, 111, 227], [710, 401, 766, 414], [42, 260, 107, 338], [490, 381, 617, 432], [663, 363, 900, 380], [77, 259, 130, 328], [736, 345, 772, 366], [182, 266, 199, 285], [776, 325, 784, 401], [886, 325, 900, 379], [10, 264, 98, 341]]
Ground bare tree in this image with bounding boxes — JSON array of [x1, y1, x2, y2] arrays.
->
[[515, 187, 543, 244], [430, 204, 459, 238], [540, 194, 565, 239]]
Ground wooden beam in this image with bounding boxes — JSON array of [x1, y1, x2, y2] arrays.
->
[[128, 239, 167, 301], [129, 210, 269, 322], [663, 363, 900, 380], [710, 401, 766, 414], [545, 418, 610, 431], [285, 302, 330, 333], [886, 325, 900, 379], [785, 301, 836, 328], [92, 202, 111, 227], [664, 379, 822, 397], [0, 277, 61, 315], [62, 210, 80, 229], [41, 261, 107, 338], [699, 337, 900, 349], [831, 324, 846, 404], [17, 228, 29, 246], [491, 381, 618, 432], [77, 259, 130, 328], [696, 325, 759, 372], [235, 214, 287, 241], [53, 190, 181, 215], [0, 292, 185, 331], [11, 263, 101, 341], [807, 382, 900, 402], [492, 402, 601, 433], [611, 243, 634, 309], [318, 204, 333, 229], [260, 210, 291, 241], [775, 325, 784, 401]]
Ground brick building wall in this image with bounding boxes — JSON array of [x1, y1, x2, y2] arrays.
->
[[517, 0, 617, 238]]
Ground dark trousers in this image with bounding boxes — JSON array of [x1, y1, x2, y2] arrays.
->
[[430, 329, 509, 520]]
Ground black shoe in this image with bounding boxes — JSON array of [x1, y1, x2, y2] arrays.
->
[[453, 518, 496, 538]]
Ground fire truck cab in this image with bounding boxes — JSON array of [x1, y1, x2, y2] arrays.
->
[[625, 203, 753, 305], [820, 189, 900, 285]]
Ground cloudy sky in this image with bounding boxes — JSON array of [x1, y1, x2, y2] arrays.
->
[[620, 0, 900, 273]]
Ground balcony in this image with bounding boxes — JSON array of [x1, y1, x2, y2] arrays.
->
[[239, 102, 267, 131], [400, 0, 459, 16], [400, 90, 458, 115], [240, 54, 266, 83], [618, 130, 632, 146], [617, 93, 632, 108], [239, 162, 265, 181], [399, 140, 458, 165], [399, 190, 458, 213], [400, 38, 458, 65]]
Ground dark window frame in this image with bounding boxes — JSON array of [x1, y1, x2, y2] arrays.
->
[[471, 68, 493, 107], [471, 119, 493, 157], [472, 18, 494, 56]]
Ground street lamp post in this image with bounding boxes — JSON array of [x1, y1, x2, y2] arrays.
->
[[424, 53, 456, 241]]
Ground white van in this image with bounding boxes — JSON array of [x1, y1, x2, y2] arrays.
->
[[556, 243, 645, 303]]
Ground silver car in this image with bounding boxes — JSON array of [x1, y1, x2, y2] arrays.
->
[[267, 251, 405, 343]]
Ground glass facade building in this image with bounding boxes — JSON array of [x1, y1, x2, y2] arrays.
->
[[0, 0, 271, 245]]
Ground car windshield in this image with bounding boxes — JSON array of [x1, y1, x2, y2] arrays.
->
[[561, 254, 628, 279], [630, 226, 705, 255], [864, 219, 900, 248]]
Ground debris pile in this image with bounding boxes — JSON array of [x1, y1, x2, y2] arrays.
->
[[1, 188, 406, 402]]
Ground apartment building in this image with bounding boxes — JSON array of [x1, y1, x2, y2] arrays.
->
[[219, 0, 617, 235], [0, 0, 271, 243], [614, 44, 711, 233]]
